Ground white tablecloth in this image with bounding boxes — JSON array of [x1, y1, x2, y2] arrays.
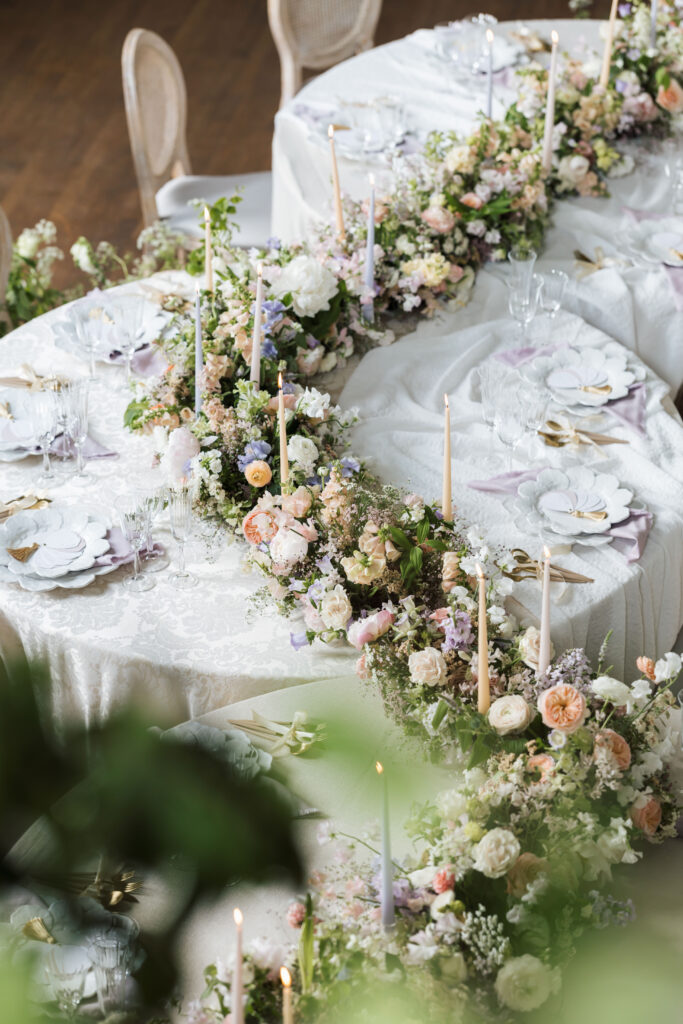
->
[[272, 19, 683, 392]]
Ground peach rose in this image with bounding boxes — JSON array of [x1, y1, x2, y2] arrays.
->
[[420, 206, 456, 234], [433, 866, 455, 894], [244, 460, 272, 487], [630, 795, 662, 836], [594, 729, 631, 771], [656, 76, 683, 113], [506, 853, 549, 898], [281, 485, 313, 518], [636, 656, 656, 682], [242, 506, 278, 545], [537, 684, 587, 734], [527, 753, 555, 783], [460, 192, 483, 210]]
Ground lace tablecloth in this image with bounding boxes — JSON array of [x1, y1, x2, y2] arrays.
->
[[271, 18, 683, 392]]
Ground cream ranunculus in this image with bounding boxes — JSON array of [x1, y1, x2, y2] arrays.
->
[[341, 552, 386, 585], [271, 254, 338, 318], [488, 695, 533, 736], [319, 584, 352, 631], [408, 647, 449, 687], [519, 625, 554, 672], [473, 828, 521, 879], [494, 955, 560, 1013]]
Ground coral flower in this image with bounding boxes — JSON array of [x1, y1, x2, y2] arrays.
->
[[630, 795, 662, 836], [242, 506, 278, 545], [433, 866, 456, 894], [526, 753, 555, 782], [594, 729, 631, 771], [636, 656, 656, 682], [537, 684, 587, 734]]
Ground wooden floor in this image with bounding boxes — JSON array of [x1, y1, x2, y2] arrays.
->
[[0, 0, 604, 288]]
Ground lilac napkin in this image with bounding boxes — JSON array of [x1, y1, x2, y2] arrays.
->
[[50, 434, 118, 460], [623, 207, 683, 310], [469, 468, 544, 494], [108, 344, 168, 378], [95, 526, 165, 566], [494, 344, 558, 368], [606, 381, 647, 435], [608, 508, 653, 563]]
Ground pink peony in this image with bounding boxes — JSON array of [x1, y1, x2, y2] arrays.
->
[[594, 729, 631, 771], [460, 192, 483, 209], [537, 684, 587, 734], [286, 901, 306, 928], [280, 486, 313, 518], [420, 206, 456, 233], [622, 92, 659, 123], [432, 866, 455, 894], [347, 609, 395, 649], [630, 795, 662, 836], [242, 505, 278, 545], [656, 76, 683, 113]]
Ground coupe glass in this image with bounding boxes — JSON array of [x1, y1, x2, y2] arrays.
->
[[168, 485, 198, 589], [32, 389, 58, 485], [540, 269, 568, 318], [45, 947, 87, 1019], [508, 274, 542, 344], [116, 495, 154, 592], [104, 293, 147, 386], [64, 380, 90, 483]]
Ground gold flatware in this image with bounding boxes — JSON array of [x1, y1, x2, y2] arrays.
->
[[0, 495, 51, 522], [569, 508, 608, 521], [669, 248, 683, 261], [7, 543, 39, 562], [502, 548, 594, 584], [22, 917, 56, 944], [579, 383, 612, 395], [0, 401, 12, 419]]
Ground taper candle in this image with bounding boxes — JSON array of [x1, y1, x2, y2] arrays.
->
[[542, 31, 559, 173], [250, 262, 264, 387], [233, 908, 244, 1024], [651, 0, 658, 47], [328, 124, 346, 243], [194, 283, 203, 417], [538, 545, 552, 677], [375, 761, 395, 929], [476, 563, 490, 714], [362, 174, 375, 322], [600, 0, 619, 89], [485, 28, 494, 119], [278, 372, 289, 486], [280, 967, 293, 1024], [204, 205, 213, 293], [442, 393, 452, 521]]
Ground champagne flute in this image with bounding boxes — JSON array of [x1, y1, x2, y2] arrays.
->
[[32, 389, 58, 485], [115, 495, 154, 592], [540, 269, 568, 319], [168, 484, 197, 589], [65, 381, 90, 483]]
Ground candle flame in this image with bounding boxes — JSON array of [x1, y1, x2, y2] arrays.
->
[[369, 172, 375, 187], [328, 124, 334, 138], [551, 30, 559, 44], [543, 545, 552, 560], [233, 908, 243, 927], [278, 372, 283, 391], [375, 761, 384, 775], [486, 28, 494, 44], [475, 562, 485, 580], [280, 966, 292, 988], [257, 261, 263, 277], [195, 282, 201, 295], [444, 393, 449, 410], [204, 205, 210, 220]]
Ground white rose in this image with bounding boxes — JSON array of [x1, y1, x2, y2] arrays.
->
[[271, 255, 338, 318], [519, 626, 553, 672], [319, 584, 352, 631], [494, 955, 560, 1013], [161, 425, 200, 482], [287, 434, 318, 476], [488, 695, 532, 736], [408, 647, 448, 687], [557, 154, 590, 189], [436, 788, 468, 821], [591, 675, 632, 706], [270, 526, 309, 564], [654, 652, 682, 683], [473, 828, 521, 879], [16, 228, 40, 259]]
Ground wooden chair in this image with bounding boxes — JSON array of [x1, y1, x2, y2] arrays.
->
[[122, 28, 271, 247], [0, 205, 12, 331], [268, 0, 383, 107]]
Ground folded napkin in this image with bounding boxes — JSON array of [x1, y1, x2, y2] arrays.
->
[[606, 382, 646, 435], [50, 434, 118, 460], [95, 527, 164, 566], [623, 207, 683, 310], [108, 343, 168, 378], [494, 344, 558, 368], [468, 469, 652, 562]]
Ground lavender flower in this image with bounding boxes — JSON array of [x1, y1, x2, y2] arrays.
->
[[538, 648, 593, 695], [237, 440, 272, 471], [589, 891, 636, 929], [340, 456, 361, 477], [290, 632, 309, 650], [441, 610, 474, 653]]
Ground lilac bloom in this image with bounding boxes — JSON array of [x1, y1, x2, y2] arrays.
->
[[237, 439, 272, 471], [262, 338, 278, 359], [282, 381, 296, 395], [288, 579, 306, 592], [306, 334, 321, 350], [266, 236, 281, 250], [316, 555, 334, 573], [306, 579, 325, 605], [441, 610, 474, 653], [617, 3, 631, 14], [340, 456, 360, 478], [290, 632, 310, 650]]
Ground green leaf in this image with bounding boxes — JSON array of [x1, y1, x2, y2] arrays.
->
[[416, 518, 430, 544], [298, 894, 315, 994]]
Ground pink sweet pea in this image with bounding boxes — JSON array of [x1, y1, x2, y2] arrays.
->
[[347, 609, 395, 649]]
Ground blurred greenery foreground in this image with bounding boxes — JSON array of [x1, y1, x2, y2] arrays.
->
[[0, 656, 302, 1022]]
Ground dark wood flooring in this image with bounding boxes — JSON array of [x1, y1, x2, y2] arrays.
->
[[0, 0, 606, 288]]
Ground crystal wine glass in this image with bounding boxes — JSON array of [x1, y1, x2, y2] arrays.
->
[[168, 484, 198, 589], [540, 269, 568, 319], [508, 274, 542, 344], [104, 293, 147, 387], [115, 495, 154, 592], [134, 485, 167, 571], [507, 244, 537, 296], [32, 389, 58, 485], [64, 381, 90, 483], [45, 946, 87, 1019], [87, 934, 132, 1015], [494, 384, 526, 471]]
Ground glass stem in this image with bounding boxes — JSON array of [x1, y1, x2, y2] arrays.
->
[[90, 349, 96, 378], [126, 353, 132, 385], [42, 445, 51, 475], [76, 444, 84, 475], [133, 548, 141, 580], [177, 540, 185, 575]]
